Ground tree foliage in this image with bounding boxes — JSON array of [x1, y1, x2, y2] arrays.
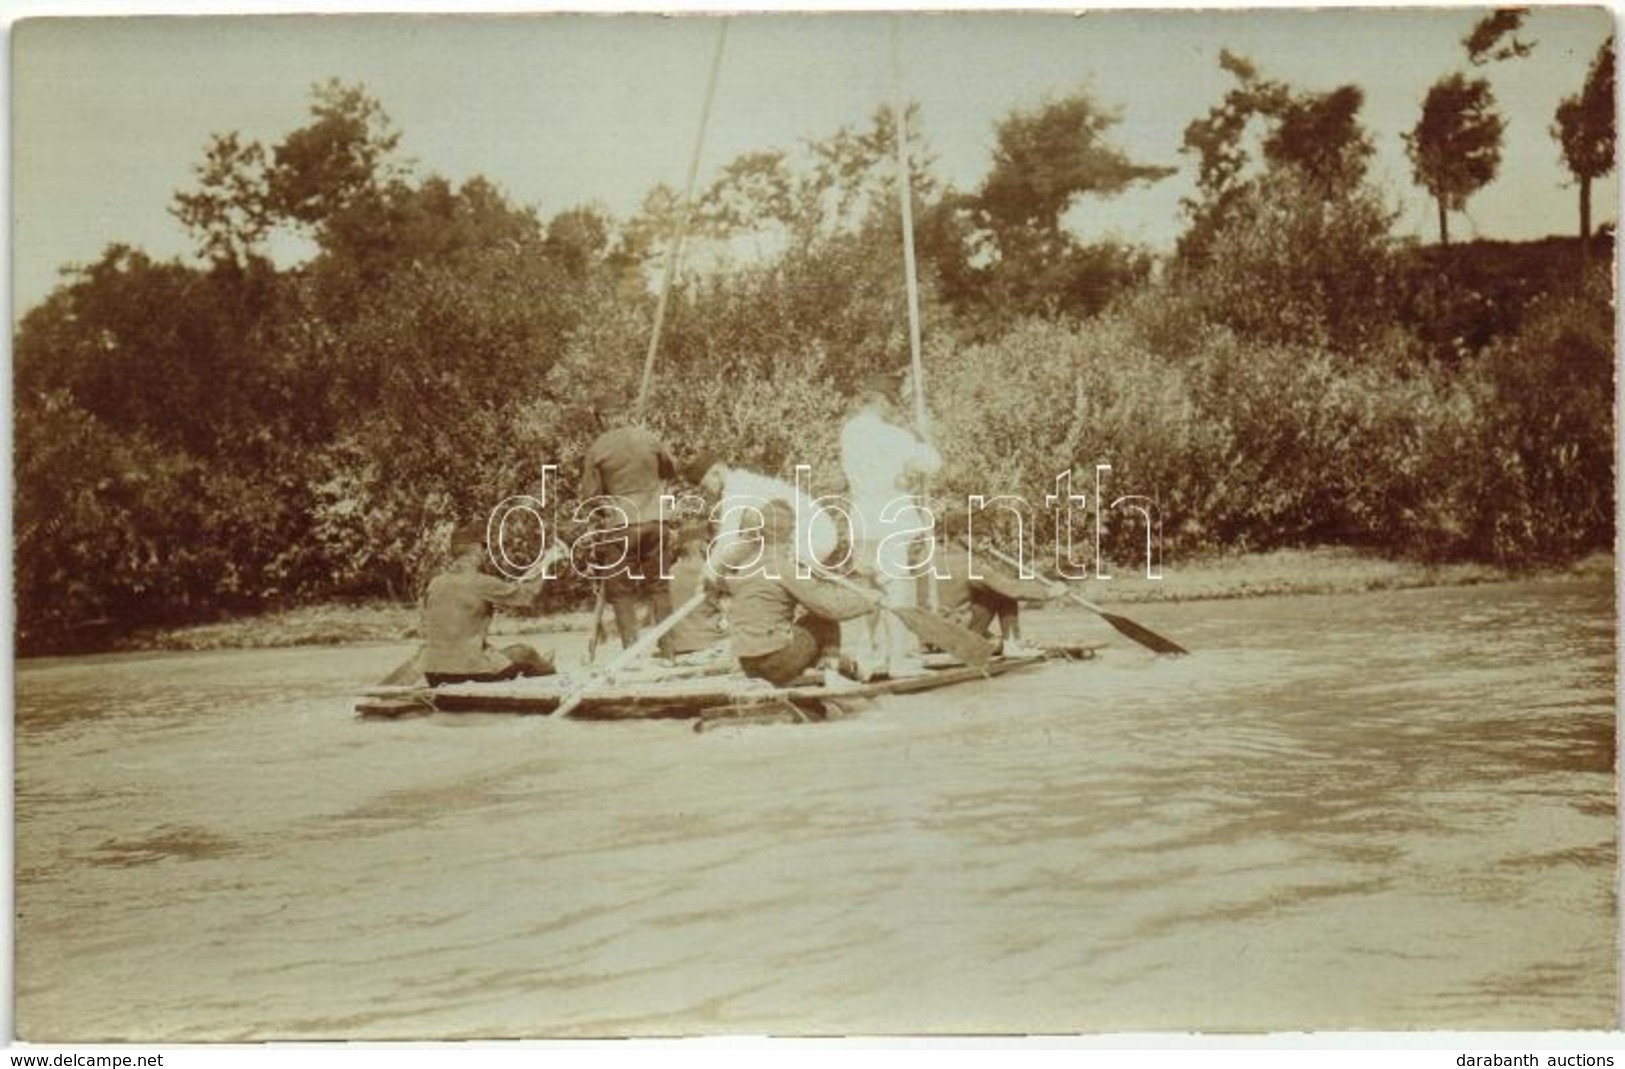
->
[[1404, 73, 1505, 246], [170, 133, 273, 269], [1264, 85, 1373, 195], [1464, 8, 1535, 65], [172, 79, 405, 269], [19, 80, 620, 643], [1552, 36, 1616, 241], [687, 105, 936, 254], [975, 94, 1174, 233], [1179, 51, 1375, 265], [265, 79, 404, 233], [1179, 168, 1403, 355], [947, 93, 1173, 322], [1182, 50, 1286, 204], [1175, 51, 1396, 352]]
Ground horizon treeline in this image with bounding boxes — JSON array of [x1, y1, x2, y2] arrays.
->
[[13, 31, 1617, 652]]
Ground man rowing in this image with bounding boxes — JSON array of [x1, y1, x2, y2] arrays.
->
[[714, 499, 872, 687], [935, 507, 1056, 657], [421, 521, 556, 686]]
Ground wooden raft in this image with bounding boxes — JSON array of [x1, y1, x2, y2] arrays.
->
[[355, 644, 1099, 725]]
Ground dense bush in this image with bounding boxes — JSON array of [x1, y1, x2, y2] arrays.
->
[[926, 282, 1614, 571], [13, 393, 303, 645], [11, 80, 1615, 652], [17, 236, 1612, 650], [1396, 235, 1612, 363], [1172, 169, 1406, 357], [1464, 275, 1616, 563], [929, 317, 1209, 566]]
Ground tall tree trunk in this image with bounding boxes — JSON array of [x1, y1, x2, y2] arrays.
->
[[1579, 175, 1592, 246], [1437, 195, 1450, 247]]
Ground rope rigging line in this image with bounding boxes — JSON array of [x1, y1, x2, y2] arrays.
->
[[592, 19, 728, 665], [634, 18, 730, 421]]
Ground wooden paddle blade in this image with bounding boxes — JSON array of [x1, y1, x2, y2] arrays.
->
[[379, 651, 424, 686], [890, 606, 995, 668], [1098, 610, 1188, 655]]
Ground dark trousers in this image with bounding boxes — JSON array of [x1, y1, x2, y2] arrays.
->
[[738, 614, 840, 687], [967, 588, 1019, 639], [595, 522, 677, 647], [426, 644, 555, 687]]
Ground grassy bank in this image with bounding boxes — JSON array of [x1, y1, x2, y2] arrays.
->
[[114, 547, 1614, 654], [1093, 546, 1612, 603]]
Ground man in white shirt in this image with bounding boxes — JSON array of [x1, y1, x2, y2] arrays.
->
[[684, 455, 840, 576], [839, 372, 942, 674]]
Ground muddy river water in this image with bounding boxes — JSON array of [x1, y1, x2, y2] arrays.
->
[[14, 575, 1618, 1040]]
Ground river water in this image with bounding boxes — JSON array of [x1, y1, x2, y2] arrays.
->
[[13, 575, 1618, 1040]]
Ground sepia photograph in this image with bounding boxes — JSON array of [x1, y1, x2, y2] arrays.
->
[[8, 3, 1619, 1046]]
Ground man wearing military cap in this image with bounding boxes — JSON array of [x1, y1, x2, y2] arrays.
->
[[420, 520, 555, 686]]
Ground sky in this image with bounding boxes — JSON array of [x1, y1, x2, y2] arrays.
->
[[7, 3, 1618, 320]]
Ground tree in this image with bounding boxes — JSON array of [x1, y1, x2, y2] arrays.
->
[[1181, 50, 1288, 208], [172, 79, 409, 272], [1181, 168, 1401, 353], [171, 132, 273, 269], [1464, 8, 1535, 65], [689, 106, 937, 254], [1179, 51, 1374, 264], [311, 174, 544, 284], [695, 151, 794, 235], [1552, 36, 1616, 244], [21, 76, 650, 643], [1176, 51, 1397, 353], [1400, 10, 1531, 249], [265, 79, 403, 232], [956, 92, 1173, 320], [1404, 73, 1504, 246], [976, 93, 1174, 234], [545, 204, 614, 279], [1264, 85, 1373, 196], [14, 245, 278, 452]]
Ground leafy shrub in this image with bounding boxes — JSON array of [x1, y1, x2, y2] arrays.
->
[[1464, 277, 1616, 564], [1396, 237, 1612, 364], [929, 316, 1216, 568], [14, 392, 307, 650], [1174, 168, 1404, 356], [923, 292, 1614, 571]]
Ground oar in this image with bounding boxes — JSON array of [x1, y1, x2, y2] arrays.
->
[[984, 545, 1188, 656], [816, 570, 994, 670], [585, 585, 609, 663], [376, 539, 570, 687], [550, 587, 708, 719]]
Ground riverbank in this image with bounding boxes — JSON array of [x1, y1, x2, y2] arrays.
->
[[109, 546, 1614, 654], [1101, 546, 1613, 602]]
